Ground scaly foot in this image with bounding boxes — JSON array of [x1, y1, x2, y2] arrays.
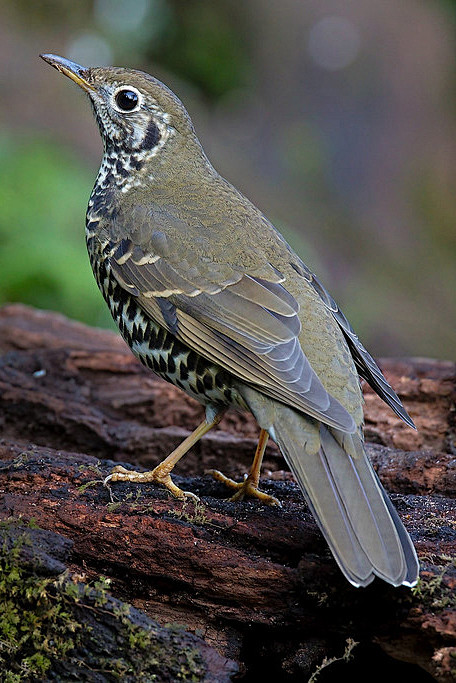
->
[[104, 465, 199, 500], [206, 469, 281, 506]]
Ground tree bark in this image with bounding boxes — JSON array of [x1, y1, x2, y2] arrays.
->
[[0, 304, 455, 682]]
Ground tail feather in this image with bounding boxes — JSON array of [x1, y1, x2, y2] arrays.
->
[[291, 442, 375, 586], [315, 426, 414, 585], [241, 387, 419, 587], [380, 489, 420, 587]]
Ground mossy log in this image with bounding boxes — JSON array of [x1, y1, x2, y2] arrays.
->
[[0, 522, 237, 682], [0, 304, 455, 682]]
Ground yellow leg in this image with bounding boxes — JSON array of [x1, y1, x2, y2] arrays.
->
[[104, 409, 224, 499], [207, 428, 281, 506]]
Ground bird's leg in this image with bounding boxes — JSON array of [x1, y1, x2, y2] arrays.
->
[[104, 407, 225, 499], [207, 428, 281, 506]]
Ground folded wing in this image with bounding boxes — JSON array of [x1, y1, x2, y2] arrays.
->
[[107, 237, 356, 432]]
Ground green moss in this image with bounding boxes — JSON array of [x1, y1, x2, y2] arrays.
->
[[110, 608, 204, 681], [0, 524, 79, 679], [169, 499, 210, 526], [412, 555, 456, 610], [0, 520, 207, 681]]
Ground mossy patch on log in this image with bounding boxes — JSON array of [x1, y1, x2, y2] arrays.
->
[[0, 520, 215, 682]]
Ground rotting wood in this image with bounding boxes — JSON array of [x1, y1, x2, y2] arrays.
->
[[0, 303, 455, 681]]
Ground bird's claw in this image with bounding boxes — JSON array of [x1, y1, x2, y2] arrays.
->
[[206, 469, 281, 507], [103, 464, 199, 500]]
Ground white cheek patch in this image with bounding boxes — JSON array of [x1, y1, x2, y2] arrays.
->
[[126, 110, 172, 159], [91, 91, 175, 193], [128, 112, 148, 148]]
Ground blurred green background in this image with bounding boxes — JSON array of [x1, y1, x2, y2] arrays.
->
[[1, 0, 455, 359]]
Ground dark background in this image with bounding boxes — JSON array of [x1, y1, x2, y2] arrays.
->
[[1, 0, 455, 360]]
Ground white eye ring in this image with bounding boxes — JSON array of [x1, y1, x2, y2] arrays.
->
[[112, 86, 142, 113]]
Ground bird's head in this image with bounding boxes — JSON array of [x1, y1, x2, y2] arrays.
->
[[40, 54, 202, 167]]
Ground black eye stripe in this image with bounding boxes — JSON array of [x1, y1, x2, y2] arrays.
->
[[141, 120, 161, 150], [115, 89, 139, 111]]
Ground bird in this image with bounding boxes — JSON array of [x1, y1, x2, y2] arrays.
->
[[40, 53, 419, 588]]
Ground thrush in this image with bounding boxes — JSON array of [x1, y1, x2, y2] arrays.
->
[[41, 53, 419, 588]]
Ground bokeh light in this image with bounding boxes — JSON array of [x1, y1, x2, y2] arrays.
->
[[94, 0, 151, 35], [307, 16, 361, 71], [66, 31, 113, 67]]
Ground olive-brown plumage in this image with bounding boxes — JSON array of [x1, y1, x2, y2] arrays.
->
[[41, 53, 419, 587]]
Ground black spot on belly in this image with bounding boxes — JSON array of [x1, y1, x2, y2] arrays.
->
[[179, 363, 189, 381], [215, 373, 225, 389], [186, 352, 197, 373], [161, 331, 173, 352], [143, 320, 152, 341], [127, 300, 137, 321], [167, 354, 176, 374], [135, 324, 144, 344], [156, 326, 165, 349], [195, 355, 207, 375], [203, 373, 213, 390]]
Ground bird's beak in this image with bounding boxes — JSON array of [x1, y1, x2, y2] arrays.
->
[[40, 53, 95, 93]]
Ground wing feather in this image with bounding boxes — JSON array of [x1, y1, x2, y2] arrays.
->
[[108, 243, 356, 432], [290, 258, 415, 428]]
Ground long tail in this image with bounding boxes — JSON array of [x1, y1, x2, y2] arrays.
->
[[241, 387, 419, 587]]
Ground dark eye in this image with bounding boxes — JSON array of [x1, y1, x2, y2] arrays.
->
[[115, 89, 139, 112]]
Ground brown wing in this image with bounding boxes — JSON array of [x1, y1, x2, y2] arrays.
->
[[107, 235, 356, 433], [289, 258, 415, 429]]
